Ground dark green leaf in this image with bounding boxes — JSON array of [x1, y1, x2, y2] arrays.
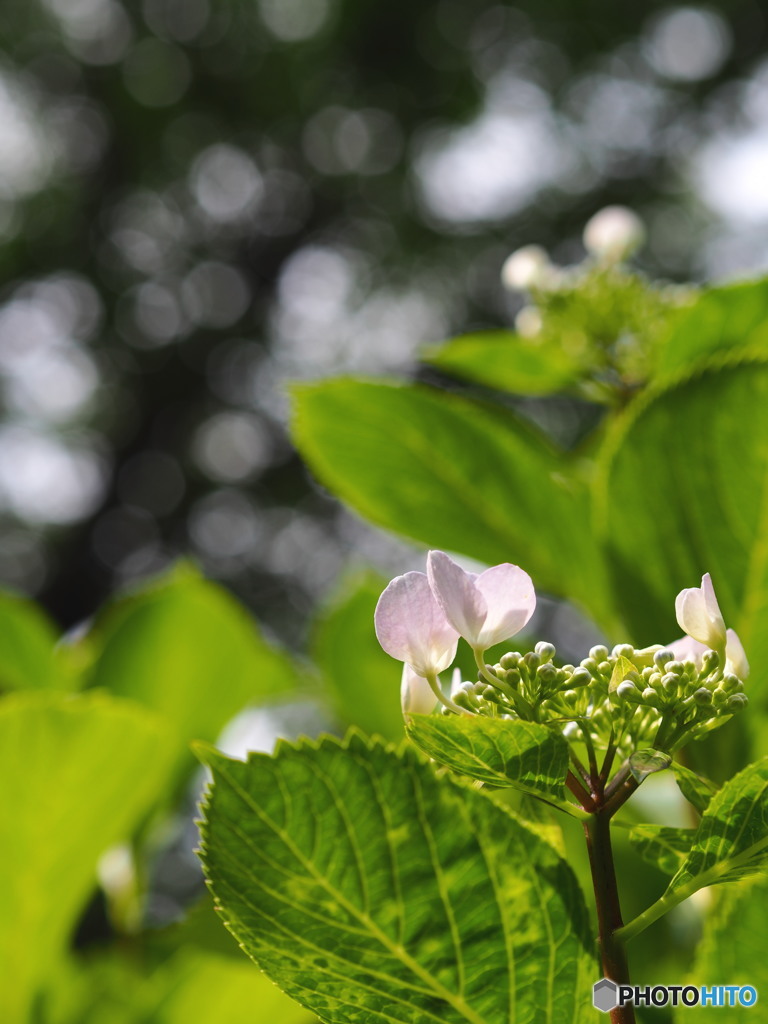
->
[[628, 825, 694, 876], [423, 331, 582, 396], [198, 733, 596, 1024], [406, 714, 571, 803]]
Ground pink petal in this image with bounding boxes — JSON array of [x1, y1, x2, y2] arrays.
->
[[374, 571, 458, 677], [667, 634, 707, 668], [473, 563, 536, 648], [427, 550, 487, 647], [400, 665, 437, 715]]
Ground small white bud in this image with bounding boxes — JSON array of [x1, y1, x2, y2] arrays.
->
[[501, 245, 550, 291], [583, 206, 645, 263], [515, 305, 543, 338]]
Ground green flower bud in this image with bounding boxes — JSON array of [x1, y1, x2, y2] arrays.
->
[[693, 687, 712, 706], [500, 652, 520, 670], [535, 641, 556, 661], [701, 649, 720, 673], [654, 649, 675, 669], [712, 687, 728, 707], [726, 693, 749, 711], [523, 651, 540, 672], [666, 661, 684, 676], [613, 644, 635, 659], [569, 667, 591, 687], [722, 673, 741, 693], [581, 657, 598, 673], [616, 680, 640, 701], [589, 645, 609, 663], [661, 673, 679, 695]]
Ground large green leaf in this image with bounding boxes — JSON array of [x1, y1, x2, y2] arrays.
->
[[0, 691, 176, 1023], [678, 876, 768, 1022], [595, 357, 768, 667], [312, 573, 404, 741], [422, 331, 583, 396], [620, 758, 768, 943], [655, 278, 768, 379], [667, 757, 768, 895], [292, 378, 615, 630], [198, 733, 595, 1024], [0, 589, 59, 692], [406, 715, 572, 805], [85, 564, 300, 764]]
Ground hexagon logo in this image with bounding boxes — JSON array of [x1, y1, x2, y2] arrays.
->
[[593, 978, 619, 1013]]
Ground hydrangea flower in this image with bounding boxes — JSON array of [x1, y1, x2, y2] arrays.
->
[[374, 570, 458, 678], [426, 550, 536, 652]]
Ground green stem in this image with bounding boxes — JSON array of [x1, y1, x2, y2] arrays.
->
[[584, 811, 636, 1024], [425, 673, 471, 717], [473, 649, 534, 719]]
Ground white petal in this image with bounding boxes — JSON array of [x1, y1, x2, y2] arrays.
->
[[725, 628, 750, 679], [675, 576, 726, 649], [473, 563, 536, 648], [401, 665, 437, 715], [427, 550, 487, 647], [374, 571, 458, 677]]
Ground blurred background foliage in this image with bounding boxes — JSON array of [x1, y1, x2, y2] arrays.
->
[[4, 0, 768, 1022], [1, 0, 767, 638]]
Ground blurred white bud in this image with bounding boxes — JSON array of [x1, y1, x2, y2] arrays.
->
[[514, 305, 543, 338], [501, 244, 551, 291], [583, 206, 645, 263]]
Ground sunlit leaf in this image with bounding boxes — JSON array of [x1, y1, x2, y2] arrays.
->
[[406, 714, 571, 803], [312, 572, 404, 741], [628, 825, 693, 876], [0, 691, 176, 1023], [292, 378, 615, 630], [85, 564, 300, 768], [198, 733, 596, 1024], [655, 278, 768, 380], [666, 758, 768, 899], [0, 589, 59, 692], [423, 331, 583, 396], [680, 876, 768, 1022], [670, 763, 718, 814], [595, 357, 768, 673]]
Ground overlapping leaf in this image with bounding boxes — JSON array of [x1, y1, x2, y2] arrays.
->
[[198, 733, 595, 1024], [292, 378, 615, 630], [406, 715, 570, 802], [595, 357, 768, 668], [423, 331, 583, 396], [670, 763, 718, 815], [628, 825, 693, 876]]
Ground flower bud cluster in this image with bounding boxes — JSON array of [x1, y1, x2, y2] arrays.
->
[[448, 641, 591, 720], [577, 641, 748, 750]]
